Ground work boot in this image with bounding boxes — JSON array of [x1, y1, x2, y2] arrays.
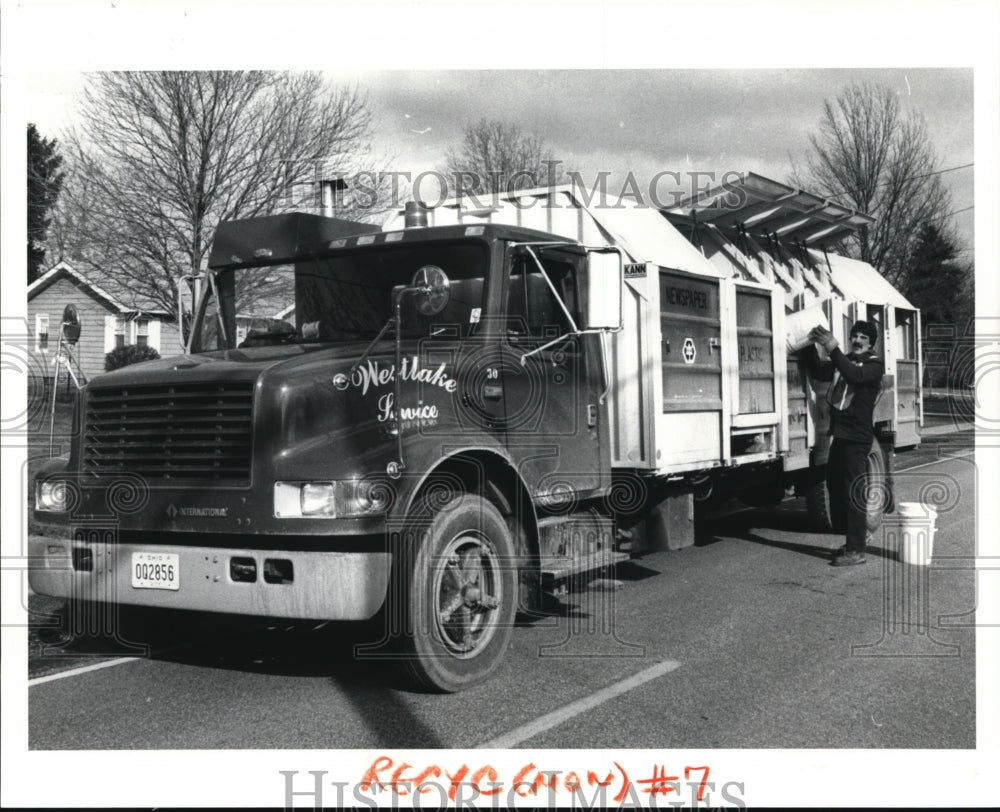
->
[[832, 550, 867, 567], [833, 533, 872, 559]]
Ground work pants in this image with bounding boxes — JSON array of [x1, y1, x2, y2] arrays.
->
[[827, 438, 870, 552]]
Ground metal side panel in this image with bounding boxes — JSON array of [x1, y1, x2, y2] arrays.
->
[[895, 359, 921, 445], [916, 308, 924, 432], [610, 264, 657, 468], [783, 352, 811, 470], [654, 411, 724, 467], [774, 299, 790, 456]]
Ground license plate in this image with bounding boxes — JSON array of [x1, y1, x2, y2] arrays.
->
[[131, 552, 180, 591]]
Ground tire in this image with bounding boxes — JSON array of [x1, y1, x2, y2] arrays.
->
[[864, 438, 890, 533], [398, 494, 517, 692], [806, 438, 889, 534], [805, 477, 839, 533]]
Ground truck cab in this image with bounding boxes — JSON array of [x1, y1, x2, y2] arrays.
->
[[31, 211, 624, 692]]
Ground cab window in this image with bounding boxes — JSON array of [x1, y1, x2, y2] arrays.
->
[[507, 249, 581, 338]]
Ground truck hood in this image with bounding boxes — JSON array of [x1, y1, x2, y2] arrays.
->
[[87, 342, 375, 388]]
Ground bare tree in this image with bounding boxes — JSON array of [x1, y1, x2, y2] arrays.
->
[[441, 118, 568, 198], [52, 71, 391, 313], [792, 82, 953, 288]]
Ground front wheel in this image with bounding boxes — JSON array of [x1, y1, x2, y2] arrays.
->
[[399, 494, 517, 692]]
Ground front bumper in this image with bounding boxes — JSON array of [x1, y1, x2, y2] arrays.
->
[[28, 535, 390, 621]]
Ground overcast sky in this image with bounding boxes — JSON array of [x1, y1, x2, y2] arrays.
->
[[3, 3, 998, 807], [27, 68, 975, 252]]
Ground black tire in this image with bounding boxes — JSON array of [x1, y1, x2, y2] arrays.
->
[[864, 438, 890, 533], [806, 438, 889, 534], [399, 494, 517, 692], [805, 477, 839, 534]]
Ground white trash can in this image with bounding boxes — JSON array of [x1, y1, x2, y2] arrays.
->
[[896, 501, 938, 566]]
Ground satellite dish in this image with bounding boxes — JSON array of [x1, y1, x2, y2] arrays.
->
[[62, 304, 81, 344]]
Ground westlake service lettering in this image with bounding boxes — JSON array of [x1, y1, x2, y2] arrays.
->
[[342, 357, 458, 428], [351, 358, 458, 396]]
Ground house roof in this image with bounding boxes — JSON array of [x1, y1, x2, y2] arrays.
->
[[28, 261, 172, 318]]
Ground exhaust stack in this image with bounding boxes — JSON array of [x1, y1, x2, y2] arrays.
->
[[403, 201, 429, 229], [320, 178, 347, 218]]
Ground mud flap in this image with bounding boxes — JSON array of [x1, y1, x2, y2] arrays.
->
[[647, 488, 696, 551]]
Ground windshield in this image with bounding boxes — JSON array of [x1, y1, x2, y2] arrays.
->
[[191, 240, 489, 351]]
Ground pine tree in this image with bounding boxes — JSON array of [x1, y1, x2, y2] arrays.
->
[[27, 124, 65, 283], [904, 222, 972, 326]]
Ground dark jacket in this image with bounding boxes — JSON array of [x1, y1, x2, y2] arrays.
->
[[806, 345, 885, 443]]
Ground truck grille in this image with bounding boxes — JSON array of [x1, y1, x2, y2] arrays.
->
[[83, 382, 255, 483]]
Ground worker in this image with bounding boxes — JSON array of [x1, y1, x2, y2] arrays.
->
[[806, 321, 885, 566]]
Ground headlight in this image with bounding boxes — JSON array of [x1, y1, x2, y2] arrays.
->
[[36, 480, 67, 512], [274, 480, 392, 518]]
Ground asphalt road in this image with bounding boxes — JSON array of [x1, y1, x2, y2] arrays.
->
[[28, 439, 976, 751]]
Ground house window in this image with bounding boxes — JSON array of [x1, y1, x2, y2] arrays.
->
[[36, 314, 49, 352], [135, 319, 149, 347], [114, 316, 127, 349]]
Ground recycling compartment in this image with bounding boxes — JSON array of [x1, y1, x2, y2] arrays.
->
[[656, 269, 724, 467], [734, 288, 775, 414], [659, 270, 722, 411]]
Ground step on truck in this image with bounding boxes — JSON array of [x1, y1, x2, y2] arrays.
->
[[30, 172, 922, 691]]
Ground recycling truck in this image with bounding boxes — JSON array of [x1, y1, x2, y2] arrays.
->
[[30, 172, 922, 691]]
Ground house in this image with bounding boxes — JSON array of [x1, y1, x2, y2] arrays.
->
[[27, 261, 181, 386]]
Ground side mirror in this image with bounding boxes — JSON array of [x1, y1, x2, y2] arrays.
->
[[411, 265, 450, 316], [582, 249, 622, 331], [61, 304, 81, 345]]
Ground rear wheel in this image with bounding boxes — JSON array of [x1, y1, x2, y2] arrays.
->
[[805, 477, 838, 533], [399, 494, 517, 692], [806, 438, 889, 534], [865, 438, 890, 533]]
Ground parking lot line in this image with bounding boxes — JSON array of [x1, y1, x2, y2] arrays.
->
[[476, 659, 681, 749], [897, 449, 974, 473], [28, 657, 139, 687]]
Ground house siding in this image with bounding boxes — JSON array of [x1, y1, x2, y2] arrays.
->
[[27, 275, 182, 384]]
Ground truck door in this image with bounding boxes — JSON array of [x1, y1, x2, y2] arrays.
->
[[500, 245, 605, 498]]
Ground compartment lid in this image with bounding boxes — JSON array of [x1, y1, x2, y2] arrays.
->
[[811, 250, 915, 310]]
